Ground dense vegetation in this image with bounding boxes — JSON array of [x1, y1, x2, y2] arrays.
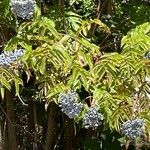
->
[[0, 0, 150, 150]]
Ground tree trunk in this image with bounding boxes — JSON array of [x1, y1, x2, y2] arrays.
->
[[2, 119, 8, 150], [44, 102, 58, 150], [33, 103, 38, 150], [0, 119, 2, 150], [5, 90, 17, 150], [0, 118, 6, 150], [64, 115, 76, 150]]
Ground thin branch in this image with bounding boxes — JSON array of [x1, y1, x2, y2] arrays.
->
[[91, 0, 102, 35]]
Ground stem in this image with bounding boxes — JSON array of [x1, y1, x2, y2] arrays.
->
[[90, 0, 102, 35], [125, 140, 130, 150], [90, 0, 114, 36]]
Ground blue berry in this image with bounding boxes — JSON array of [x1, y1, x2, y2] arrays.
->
[[145, 51, 150, 59], [0, 49, 24, 66], [10, 0, 36, 19], [58, 91, 83, 119], [82, 107, 104, 129], [121, 119, 144, 139], [141, 0, 150, 2], [122, 0, 150, 3]]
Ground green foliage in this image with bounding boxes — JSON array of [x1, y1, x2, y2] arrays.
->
[[122, 22, 150, 56], [4, 14, 150, 134], [1, 0, 150, 149], [0, 67, 23, 99]]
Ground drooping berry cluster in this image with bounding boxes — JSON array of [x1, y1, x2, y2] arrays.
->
[[58, 91, 83, 119], [10, 0, 36, 19], [0, 49, 24, 66], [121, 119, 144, 139], [82, 107, 104, 129]]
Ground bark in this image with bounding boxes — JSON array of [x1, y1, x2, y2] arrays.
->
[[64, 115, 76, 150], [1, 118, 8, 150], [5, 90, 17, 150], [0, 118, 6, 150], [0, 119, 4, 150], [33, 103, 38, 150], [0, 119, 2, 150], [44, 102, 58, 150]]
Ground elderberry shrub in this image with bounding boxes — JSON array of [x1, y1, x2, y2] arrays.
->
[[0, 49, 24, 66], [82, 107, 104, 130], [10, 0, 36, 19], [121, 119, 145, 139], [58, 91, 83, 119]]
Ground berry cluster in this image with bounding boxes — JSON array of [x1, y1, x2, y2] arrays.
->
[[141, 0, 150, 2], [82, 107, 104, 129], [145, 51, 150, 59], [10, 0, 36, 19], [0, 49, 24, 66], [121, 119, 144, 139], [58, 91, 83, 119], [122, 0, 150, 3]]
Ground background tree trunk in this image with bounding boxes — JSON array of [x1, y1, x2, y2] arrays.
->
[[0, 118, 8, 150], [64, 115, 76, 150], [5, 90, 17, 150], [0, 119, 2, 150], [44, 102, 58, 150]]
